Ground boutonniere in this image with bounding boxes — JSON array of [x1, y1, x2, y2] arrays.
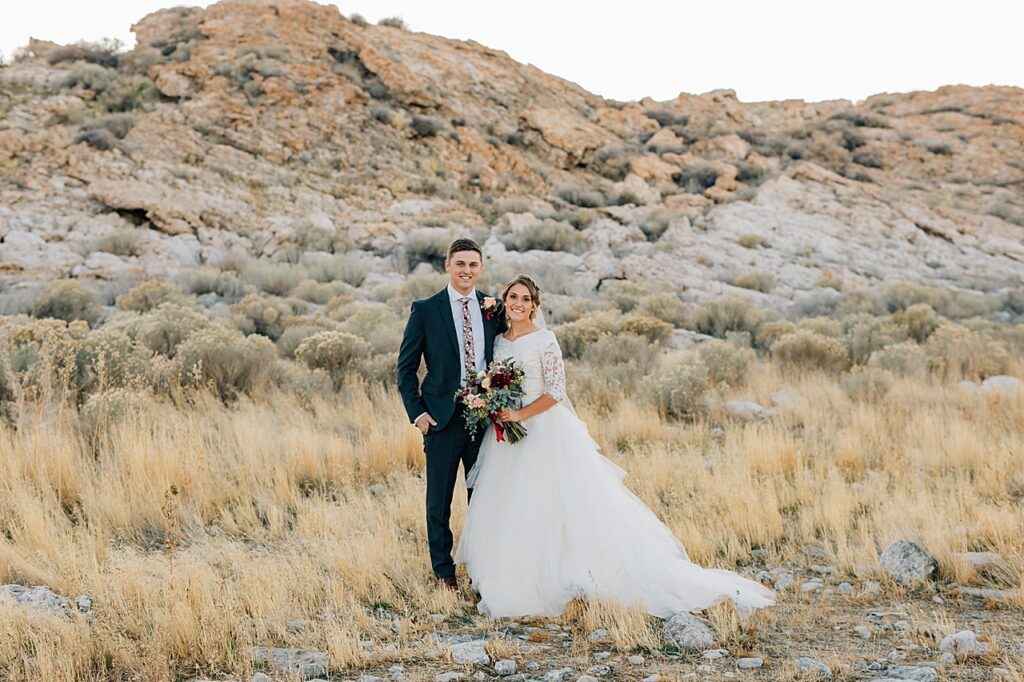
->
[[481, 296, 500, 320]]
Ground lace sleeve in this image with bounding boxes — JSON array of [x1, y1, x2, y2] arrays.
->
[[541, 332, 566, 402]]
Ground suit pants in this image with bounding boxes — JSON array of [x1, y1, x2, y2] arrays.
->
[[423, 405, 482, 578]]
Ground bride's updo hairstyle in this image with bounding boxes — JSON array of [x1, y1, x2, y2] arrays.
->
[[501, 274, 541, 320]]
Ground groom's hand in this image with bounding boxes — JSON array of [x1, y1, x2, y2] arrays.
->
[[415, 413, 437, 434]]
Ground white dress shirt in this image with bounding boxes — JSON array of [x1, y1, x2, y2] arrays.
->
[[447, 283, 486, 382]]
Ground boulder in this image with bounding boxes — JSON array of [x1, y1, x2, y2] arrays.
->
[[661, 612, 716, 651], [879, 540, 937, 585]]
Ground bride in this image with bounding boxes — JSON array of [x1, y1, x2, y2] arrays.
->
[[455, 274, 775, 619]]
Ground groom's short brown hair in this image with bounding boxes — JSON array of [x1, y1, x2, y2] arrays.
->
[[446, 237, 483, 261]]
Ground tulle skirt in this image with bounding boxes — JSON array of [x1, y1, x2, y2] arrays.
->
[[456, 400, 775, 619]]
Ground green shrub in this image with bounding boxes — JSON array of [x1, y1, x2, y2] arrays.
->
[[601, 280, 650, 313], [241, 262, 307, 296], [699, 341, 755, 387], [505, 219, 586, 254], [620, 315, 673, 345], [772, 330, 850, 373], [32, 280, 102, 327], [923, 323, 1010, 380], [340, 305, 404, 354], [175, 326, 277, 399], [754, 320, 796, 350], [115, 281, 189, 313], [814, 270, 843, 290], [295, 331, 372, 387], [378, 16, 407, 29], [880, 282, 947, 313], [276, 319, 339, 359], [841, 313, 906, 366], [734, 271, 774, 293], [869, 341, 927, 378], [798, 316, 844, 338], [180, 268, 248, 303], [639, 207, 683, 241], [896, 303, 940, 342], [410, 115, 446, 137], [406, 227, 452, 266], [73, 327, 151, 396], [841, 367, 894, 401], [94, 227, 142, 256], [1002, 288, 1024, 315], [302, 252, 371, 286], [555, 312, 620, 360], [738, 233, 769, 249], [648, 358, 709, 419], [231, 293, 295, 340], [688, 295, 765, 339], [127, 303, 210, 357], [48, 39, 121, 67], [676, 162, 719, 193], [635, 292, 687, 326], [556, 185, 605, 208]]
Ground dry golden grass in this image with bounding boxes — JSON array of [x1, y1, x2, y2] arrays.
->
[[0, 362, 1022, 680]]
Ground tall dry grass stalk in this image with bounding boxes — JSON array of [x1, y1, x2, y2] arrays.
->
[[0, 363, 1021, 679]]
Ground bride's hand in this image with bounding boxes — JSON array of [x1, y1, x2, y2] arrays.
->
[[496, 408, 522, 422]]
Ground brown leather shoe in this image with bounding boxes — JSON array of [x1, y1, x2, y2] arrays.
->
[[437, 575, 459, 591]]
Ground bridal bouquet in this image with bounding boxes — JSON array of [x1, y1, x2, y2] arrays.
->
[[455, 358, 528, 444]]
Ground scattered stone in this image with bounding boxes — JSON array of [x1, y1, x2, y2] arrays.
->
[[931, 596, 944, 604], [884, 665, 939, 682], [592, 652, 611, 661], [251, 647, 326, 678], [451, 640, 491, 666], [588, 628, 610, 643], [287, 618, 308, 634], [770, 388, 800, 407], [939, 631, 989, 657], [576, 677, 599, 682], [545, 669, 573, 682], [74, 595, 93, 613], [854, 625, 873, 639], [955, 586, 1020, 600], [388, 664, 406, 680], [585, 664, 610, 676], [979, 375, 1022, 397], [251, 674, 272, 682], [435, 674, 466, 682], [473, 673, 486, 682], [527, 662, 541, 671], [710, 426, 726, 439], [951, 551, 1020, 586], [361, 676, 384, 682], [801, 581, 823, 592], [737, 657, 764, 669], [368, 483, 386, 496], [662, 612, 716, 651], [704, 649, 730, 659], [837, 582, 854, 595], [797, 657, 832, 678], [642, 676, 661, 682], [722, 400, 775, 420], [879, 541, 937, 585], [0, 584, 78, 618], [774, 573, 795, 590], [628, 655, 645, 665], [494, 659, 517, 676]]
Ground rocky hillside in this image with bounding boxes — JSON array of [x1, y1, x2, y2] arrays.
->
[[1, 0, 1023, 311]]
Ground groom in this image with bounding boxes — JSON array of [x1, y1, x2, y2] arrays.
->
[[397, 238, 504, 590]]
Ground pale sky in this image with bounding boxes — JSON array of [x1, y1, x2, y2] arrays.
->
[[2, 0, 1021, 104]]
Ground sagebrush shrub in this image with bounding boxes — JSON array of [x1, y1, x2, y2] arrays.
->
[[924, 323, 1010, 380], [180, 268, 248, 303], [302, 252, 371, 287], [772, 330, 850, 373], [755, 320, 796, 350], [242, 262, 306, 296], [620, 315, 673, 345], [841, 313, 906, 366], [73, 327, 151, 396], [555, 185, 605, 208], [340, 305, 404, 354], [94, 228, 142, 257], [600, 280, 649, 313], [505, 219, 586, 254], [636, 292, 687, 327], [555, 312, 620, 360], [127, 303, 210, 357], [32, 280, 102, 327], [688, 295, 765, 339], [699, 341, 755, 387], [295, 331, 372, 387], [841, 367, 894, 402], [896, 303, 940, 342], [734, 271, 774, 293], [231, 293, 297, 341], [276, 320, 338, 359], [648, 358, 709, 419], [175, 326, 276, 399], [869, 341, 927, 377], [116, 281, 189, 313]]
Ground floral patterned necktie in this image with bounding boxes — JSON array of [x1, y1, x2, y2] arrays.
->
[[459, 297, 476, 379]]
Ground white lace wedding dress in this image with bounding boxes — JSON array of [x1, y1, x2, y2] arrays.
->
[[455, 329, 775, 619]]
